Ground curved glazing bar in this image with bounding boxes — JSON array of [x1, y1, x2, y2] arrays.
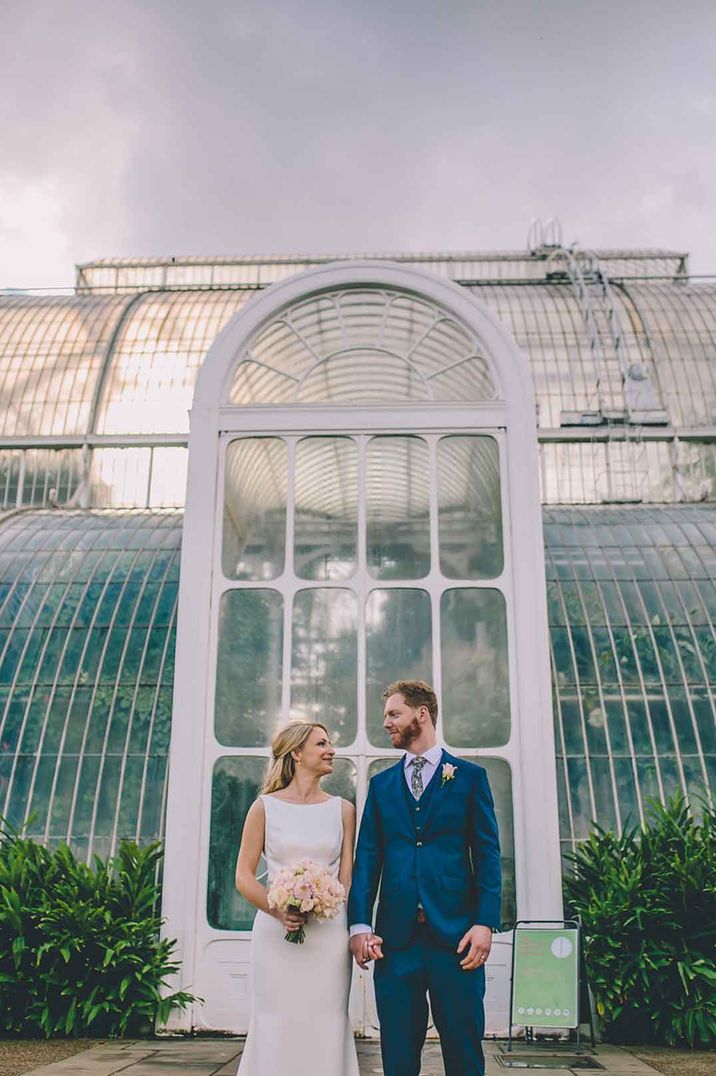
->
[[622, 282, 716, 427], [544, 504, 716, 863], [94, 290, 254, 434], [0, 295, 129, 437], [227, 287, 497, 405], [0, 509, 181, 864]]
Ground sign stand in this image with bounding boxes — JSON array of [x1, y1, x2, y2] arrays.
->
[[507, 920, 595, 1053]]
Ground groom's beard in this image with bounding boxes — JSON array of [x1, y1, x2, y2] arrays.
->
[[389, 716, 422, 750]]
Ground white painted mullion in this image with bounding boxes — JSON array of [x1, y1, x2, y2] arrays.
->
[[355, 434, 368, 805], [281, 438, 297, 721], [427, 435, 444, 744]]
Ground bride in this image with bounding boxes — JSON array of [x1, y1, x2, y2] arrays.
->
[[234, 720, 359, 1075]]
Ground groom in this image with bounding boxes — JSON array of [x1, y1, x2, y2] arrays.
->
[[348, 680, 501, 1076]]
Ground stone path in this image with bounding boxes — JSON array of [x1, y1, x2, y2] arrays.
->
[[18, 1038, 663, 1076]]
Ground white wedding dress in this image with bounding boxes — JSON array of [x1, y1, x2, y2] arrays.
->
[[237, 794, 359, 1075]]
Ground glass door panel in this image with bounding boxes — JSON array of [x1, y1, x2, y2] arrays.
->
[[295, 437, 358, 581], [441, 588, 510, 747], [223, 438, 287, 580], [215, 589, 283, 746], [207, 755, 357, 932], [367, 436, 430, 579], [207, 755, 266, 930], [290, 588, 358, 745], [366, 588, 432, 747], [438, 435, 503, 579]]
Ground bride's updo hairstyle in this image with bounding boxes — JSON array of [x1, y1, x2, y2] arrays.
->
[[262, 720, 329, 794]]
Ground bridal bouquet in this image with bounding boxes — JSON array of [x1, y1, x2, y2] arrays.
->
[[267, 859, 346, 944]]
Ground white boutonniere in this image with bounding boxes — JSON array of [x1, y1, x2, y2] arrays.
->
[[441, 762, 457, 787]]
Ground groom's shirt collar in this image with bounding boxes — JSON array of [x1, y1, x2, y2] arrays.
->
[[403, 742, 443, 769]]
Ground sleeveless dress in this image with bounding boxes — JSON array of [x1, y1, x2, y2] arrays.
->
[[237, 794, 359, 1076]]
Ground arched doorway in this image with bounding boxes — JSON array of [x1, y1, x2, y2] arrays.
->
[[160, 262, 560, 1034]]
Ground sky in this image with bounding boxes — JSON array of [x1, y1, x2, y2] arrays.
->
[[2, 0, 715, 289]]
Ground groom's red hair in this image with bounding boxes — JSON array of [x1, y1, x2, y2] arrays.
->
[[383, 680, 438, 727]]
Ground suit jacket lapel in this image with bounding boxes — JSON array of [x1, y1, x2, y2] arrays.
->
[[420, 748, 453, 835], [388, 757, 416, 834]]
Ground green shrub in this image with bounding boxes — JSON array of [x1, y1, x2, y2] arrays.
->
[[564, 795, 716, 1047], [0, 816, 199, 1037]]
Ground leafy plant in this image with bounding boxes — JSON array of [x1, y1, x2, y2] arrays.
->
[[564, 795, 716, 1047], [0, 814, 200, 1037]]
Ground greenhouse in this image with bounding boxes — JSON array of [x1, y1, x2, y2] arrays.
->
[[0, 237, 714, 1033]]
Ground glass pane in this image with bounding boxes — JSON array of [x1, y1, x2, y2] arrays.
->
[[365, 589, 433, 747], [461, 757, 515, 928], [215, 589, 283, 747], [322, 757, 357, 803], [438, 436, 503, 579], [207, 756, 265, 931], [441, 589, 510, 748], [207, 755, 357, 933], [227, 286, 495, 406], [367, 436, 430, 579], [368, 757, 399, 778], [223, 438, 287, 580], [290, 589, 357, 746], [294, 438, 357, 581]]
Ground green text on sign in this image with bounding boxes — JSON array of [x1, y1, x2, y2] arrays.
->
[[512, 928, 579, 1028]]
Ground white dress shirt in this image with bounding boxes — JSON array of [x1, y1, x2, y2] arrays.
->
[[349, 743, 444, 937]]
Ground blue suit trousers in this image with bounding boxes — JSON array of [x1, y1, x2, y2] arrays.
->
[[373, 922, 486, 1076]]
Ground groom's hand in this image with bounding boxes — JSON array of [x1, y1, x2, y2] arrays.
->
[[350, 932, 384, 969], [457, 925, 493, 971]]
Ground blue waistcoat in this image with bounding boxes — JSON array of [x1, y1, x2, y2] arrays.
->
[[348, 751, 502, 950]]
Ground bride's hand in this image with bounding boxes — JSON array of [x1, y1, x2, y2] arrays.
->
[[272, 907, 306, 931]]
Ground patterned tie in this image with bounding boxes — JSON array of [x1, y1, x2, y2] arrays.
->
[[410, 755, 427, 799]]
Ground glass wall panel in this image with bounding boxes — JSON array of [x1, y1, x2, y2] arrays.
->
[[365, 589, 432, 747], [215, 589, 283, 747], [441, 589, 510, 748], [0, 510, 180, 864], [208, 755, 357, 932], [294, 438, 357, 581], [438, 436, 503, 579], [290, 589, 357, 746], [223, 439, 287, 580], [546, 505, 716, 853], [367, 437, 430, 579]]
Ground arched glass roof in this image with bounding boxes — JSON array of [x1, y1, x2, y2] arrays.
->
[[619, 282, 716, 427], [0, 291, 253, 437], [0, 505, 712, 865], [0, 295, 128, 436], [1, 257, 715, 439], [228, 286, 497, 405]]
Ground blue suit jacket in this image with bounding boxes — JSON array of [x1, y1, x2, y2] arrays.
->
[[348, 751, 502, 950]]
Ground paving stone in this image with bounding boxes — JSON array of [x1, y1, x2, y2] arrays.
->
[[19, 1038, 668, 1076]]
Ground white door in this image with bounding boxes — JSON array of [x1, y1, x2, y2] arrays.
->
[[159, 264, 560, 1035]]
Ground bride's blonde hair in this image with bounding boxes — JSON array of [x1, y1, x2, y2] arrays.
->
[[261, 720, 329, 794]]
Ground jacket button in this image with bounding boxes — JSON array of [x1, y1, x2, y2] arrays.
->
[[416, 840, 423, 847]]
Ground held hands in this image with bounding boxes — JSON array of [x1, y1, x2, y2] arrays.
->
[[457, 924, 493, 971], [349, 931, 384, 969]]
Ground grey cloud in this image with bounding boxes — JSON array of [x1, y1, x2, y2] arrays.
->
[[2, 0, 716, 286]]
